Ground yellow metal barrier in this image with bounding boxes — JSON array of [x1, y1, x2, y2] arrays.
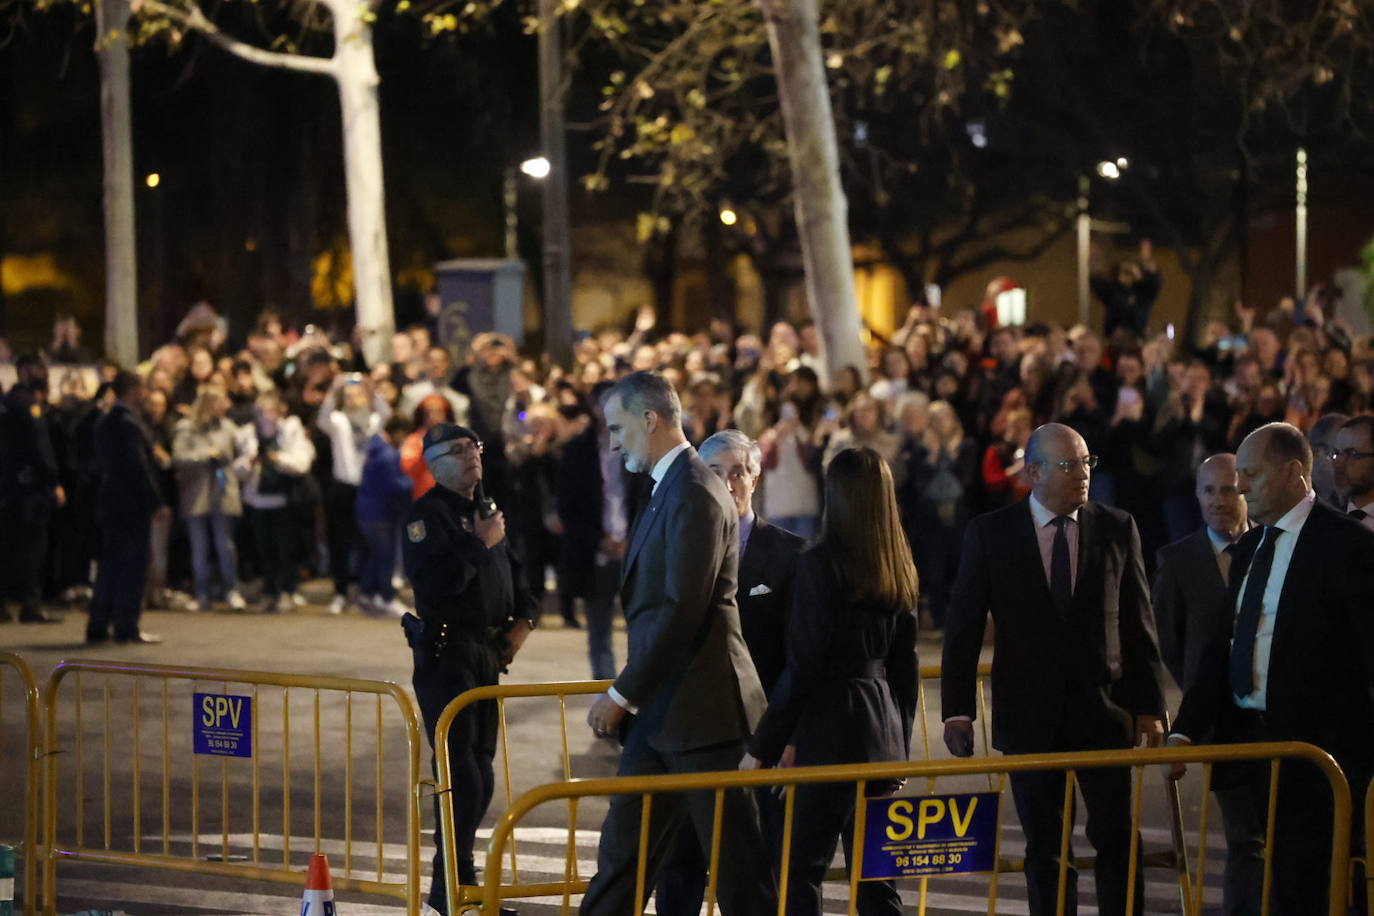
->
[[479, 741, 1351, 916], [1, 652, 42, 916], [432, 664, 995, 913], [40, 659, 425, 915]]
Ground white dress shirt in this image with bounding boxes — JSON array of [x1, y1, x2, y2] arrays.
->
[[1347, 498, 1374, 532], [608, 440, 691, 714], [1028, 493, 1080, 592], [1234, 491, 1316, 711]]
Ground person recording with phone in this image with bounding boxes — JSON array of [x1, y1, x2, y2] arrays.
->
[[400, 422, 538, 914]]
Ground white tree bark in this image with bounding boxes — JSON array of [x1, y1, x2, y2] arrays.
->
[[329, 4, 394, 367], [757, 0, 866, 384], [134, 0, 394, 366], [96, 0, 139, 366]]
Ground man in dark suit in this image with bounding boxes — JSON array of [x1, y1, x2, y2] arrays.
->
[[1152, 453, 1262, 914], [942, 422, 1167, 916], [88, 371, 167, 644], [582, 371, 776, 916], [654, 428, 804, 916], [1333, 415, 1374, 531], [1169, 422, 1374, 913]]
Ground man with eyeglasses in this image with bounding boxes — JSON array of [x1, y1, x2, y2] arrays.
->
[[401, 422, 537, 914], [1333, 415, 1374, 531], [943, 422, 1167, 916]]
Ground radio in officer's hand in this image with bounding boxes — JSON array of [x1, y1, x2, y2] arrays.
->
[[474, 480, 498, 520]]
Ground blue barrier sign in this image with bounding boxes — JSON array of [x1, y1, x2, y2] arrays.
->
[[193, 693, 252, 758], [861, 791, 999, 880]]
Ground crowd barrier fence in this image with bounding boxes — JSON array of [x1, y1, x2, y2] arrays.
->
[[0, 651, 42, 916], [479, 741, 1350, 916], [40, 659, 425, 915], [433, 664, 1000, 914]]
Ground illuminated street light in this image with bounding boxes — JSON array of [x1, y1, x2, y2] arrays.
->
[[1096, 160, 1120, 180], [1116, 157, 1129, 169], [145, 172, 161, 188], [719, 207, 739, 227], [520, 157, 551, 179]]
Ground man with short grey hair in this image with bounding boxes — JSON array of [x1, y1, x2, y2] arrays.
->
[[654, 429, 804, 916], [1307, 412, 1350, 508]]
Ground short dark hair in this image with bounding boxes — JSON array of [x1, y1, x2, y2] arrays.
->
[[1255, 422, 1312, 476], [111, 370, 142, 399], [384, 414, 413, 439], [609, 370, 681, 426]]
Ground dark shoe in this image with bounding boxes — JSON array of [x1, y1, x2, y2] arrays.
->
[[0, 606, 14, 623], [562, 615, 582, 630], [20, 607, 63, 624], [114, 631, 163, 645], [85, 631, 110, 645]]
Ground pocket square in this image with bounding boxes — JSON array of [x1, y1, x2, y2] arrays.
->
[[748, 584, 772, 597]]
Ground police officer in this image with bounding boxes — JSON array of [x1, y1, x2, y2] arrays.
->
[[0, 355, 65, 623], [401, 423, 536, 914]]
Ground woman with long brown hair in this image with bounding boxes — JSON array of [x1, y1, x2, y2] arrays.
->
[[748, 447, 919, 916]]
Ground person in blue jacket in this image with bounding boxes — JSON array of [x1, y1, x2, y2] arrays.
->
[[356, 414, 415, 616]]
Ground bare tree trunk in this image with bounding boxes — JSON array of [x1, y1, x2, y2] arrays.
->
[[757, 0, 865, 385], [96, 0, 139, 365], [332, 15, 393, 367]]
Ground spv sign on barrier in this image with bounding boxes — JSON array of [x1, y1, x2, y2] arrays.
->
[[193, 692, 253, 758], [861, 791, 999, 880]]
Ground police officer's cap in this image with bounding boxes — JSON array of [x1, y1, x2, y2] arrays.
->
[[422, 423, 481, 464]]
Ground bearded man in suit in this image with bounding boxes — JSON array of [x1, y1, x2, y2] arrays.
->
[[581, 371, 776, 916]]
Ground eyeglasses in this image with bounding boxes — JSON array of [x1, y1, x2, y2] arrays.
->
[[1042, 455, 1099, 474], [1329, 448, 1374, 462], [444, 440, 484, 458]]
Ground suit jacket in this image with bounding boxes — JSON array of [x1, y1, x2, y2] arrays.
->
[[94, 402, 164, 525], [615, 447, 767, 754], [1173, 501, 1374, 782], [1152, 528, 1230, 692], [737, 517, 805, 698], [942, 498, 1167, 754], [749, 550, 917, 768]]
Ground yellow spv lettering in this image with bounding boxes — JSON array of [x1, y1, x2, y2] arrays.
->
[[201, 696, 216, 726], [227, 698, 242, 729], [214, 697, 230, 725], [885, 800, 914, 841], [949, 797, 979, 837], [917, 799, 945, 839]]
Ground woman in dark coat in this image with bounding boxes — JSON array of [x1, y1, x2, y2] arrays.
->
[[748, 446, 919, 916]]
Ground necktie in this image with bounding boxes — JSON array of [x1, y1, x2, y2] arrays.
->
[[1050, 516, 1072, 614], [1353, 508, 1369, 521], [1229, 526, 1280, 698], [1217, 542, 1237, 582]]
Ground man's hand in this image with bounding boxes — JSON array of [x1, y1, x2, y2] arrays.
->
[[54, 485, 66, 508], [778, 744, 797, 769], [154, 505, 172, 525], [474, 511, 506, 548], [502, 619, 533, 666], [740, 753, 763, 770], [1135, 715, 1165, 749], [1165, 734, 1191, 781], [587, 693, 628, 740], [944, 720, 975, 757]]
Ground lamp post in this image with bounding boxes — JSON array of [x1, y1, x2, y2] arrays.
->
[[1076, 159, 1131, 327], [504, 157, 551, 261], [1295, 147, 1308, 296], [537, 0, 573, 367]]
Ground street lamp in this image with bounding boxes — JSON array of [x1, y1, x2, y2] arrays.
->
[[145, 172, 161, 188], [505, 157, 552, 259], [719, 207, 739, 227]]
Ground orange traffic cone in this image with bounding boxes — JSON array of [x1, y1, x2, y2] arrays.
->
[[299, 853, 337, 916]]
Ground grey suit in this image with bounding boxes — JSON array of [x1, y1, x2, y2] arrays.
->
[[580, 447, 776, 916], [1152, 527, 1262, 915]]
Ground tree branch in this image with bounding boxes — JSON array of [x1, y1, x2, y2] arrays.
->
[[134, 0, 335, 75]]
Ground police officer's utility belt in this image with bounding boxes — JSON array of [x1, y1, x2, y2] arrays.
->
[[402, 613, 504, 658]]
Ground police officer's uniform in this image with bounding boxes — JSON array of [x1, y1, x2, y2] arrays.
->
[[401, 423, 537, 913], [0, 375, 63, 623]]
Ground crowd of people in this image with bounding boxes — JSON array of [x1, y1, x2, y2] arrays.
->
[[1, 262, 1372, 643]]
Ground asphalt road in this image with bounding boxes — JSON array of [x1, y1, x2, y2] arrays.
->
[[0, 584, 1219, 915]]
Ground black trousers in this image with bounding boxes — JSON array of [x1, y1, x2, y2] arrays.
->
[[413, 640, 502, 913], [249, 505, 298, 598], [655, 784, 787, 916], [89, 517, 151, 640], [0, 492, 54, 615], [325, 481, 358, 596], [580, 725, 777, 916]]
